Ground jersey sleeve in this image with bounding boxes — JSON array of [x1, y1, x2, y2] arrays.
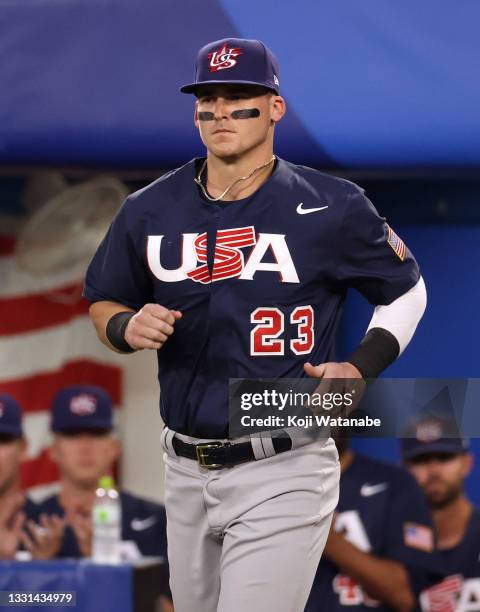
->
[[334, 186, 420, 305], [382, 469, 444, 594], [83, 198, 154, 311]]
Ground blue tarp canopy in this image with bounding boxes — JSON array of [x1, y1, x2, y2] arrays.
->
[[1, 0, 479, 168]]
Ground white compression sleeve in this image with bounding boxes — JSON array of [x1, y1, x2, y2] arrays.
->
[[366, 277, 427, 356]]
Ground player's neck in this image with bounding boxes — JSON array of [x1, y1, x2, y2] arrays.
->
[[58, 479, 98, 512], [205, 144, 275, 201], [432, 494, 472, 550]]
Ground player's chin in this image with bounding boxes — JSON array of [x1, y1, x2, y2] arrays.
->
[[425, 486, 448, 505], [207, 142, 242, 159]]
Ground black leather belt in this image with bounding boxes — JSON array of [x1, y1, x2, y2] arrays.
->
[[172, 434, 292, 470]]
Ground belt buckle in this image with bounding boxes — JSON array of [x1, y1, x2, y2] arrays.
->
[[195, 442, 224, 470]]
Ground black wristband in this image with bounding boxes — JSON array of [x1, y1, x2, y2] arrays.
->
[[346, 327, 400, 379], [106, 311, 136, 353]]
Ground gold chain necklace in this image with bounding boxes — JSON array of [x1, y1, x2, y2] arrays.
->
[[194, 155, 276, 202]]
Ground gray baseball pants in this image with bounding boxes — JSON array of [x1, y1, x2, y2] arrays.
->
[[160, 427, 340, 612]]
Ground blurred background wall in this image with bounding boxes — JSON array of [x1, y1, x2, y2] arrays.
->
[[0, 0, 479, 504]]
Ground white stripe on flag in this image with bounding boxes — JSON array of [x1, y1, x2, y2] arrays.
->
[[0, 315, 124, 380], [0, 254, 85, 298], [23, 412, 52, 459]]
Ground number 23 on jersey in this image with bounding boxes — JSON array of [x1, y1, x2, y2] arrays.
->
[[250, 305, 314, 356]]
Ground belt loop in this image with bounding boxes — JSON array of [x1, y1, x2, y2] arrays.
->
[[163, 428, 177, 456], [260, 431, 276, 458], [250, 435, 267, 460]]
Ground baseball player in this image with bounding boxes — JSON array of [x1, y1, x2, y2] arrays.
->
[[0, 394, 46, 560], [36, 385, 173, 610], [305, 432, 440, 612], [85, 38, 427, 612], [402, 419, 480, 611], [36, 386, 169, 560]]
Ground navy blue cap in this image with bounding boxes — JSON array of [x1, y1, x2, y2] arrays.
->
[[401, 417, 469, 460], [0, 394, 23, 438], [401, 387, 469, 459], [51, 385, 113, 433], [180, 38, 280, 95]]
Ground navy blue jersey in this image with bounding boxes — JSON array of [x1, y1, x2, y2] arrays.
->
[[37, 492, 168, 560], [305, 453, 440, 611], [419, 509, 480, 612], [23, 497, 40, 522], [84, 158, 420, 437]]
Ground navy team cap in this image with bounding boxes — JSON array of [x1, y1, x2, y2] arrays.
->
[[51, 385, 113, 433], [401, 417, 469, 460], [0, 394, 23, 438], [180, 38, 280, 95]]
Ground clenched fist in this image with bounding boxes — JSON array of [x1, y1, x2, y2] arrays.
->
[[124, 304, 182, 351]]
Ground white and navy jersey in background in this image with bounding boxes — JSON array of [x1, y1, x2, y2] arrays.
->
[[419, 509, 480, 612], [84, 158, 420, 438], [304, 454, 442, 611], [37, 492, 168, 560]]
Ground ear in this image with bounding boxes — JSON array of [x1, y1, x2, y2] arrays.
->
[[194, 102, 200, 129], [109, 437, 121, 463], [270, 95, 286, 124], [18, 437, 28, 462], [49, 438, 59, 464], [462, 452, 474, 477]]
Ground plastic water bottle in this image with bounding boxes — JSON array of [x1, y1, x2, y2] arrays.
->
[[92, 475, 121, 564]]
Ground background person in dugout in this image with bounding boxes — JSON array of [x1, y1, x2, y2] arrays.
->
[[0, 393, 59, 560], [34, 385, 173, 611], [402, 417, 480, 611], [305, 430, 442, 612], [84, 38, 427, 612]]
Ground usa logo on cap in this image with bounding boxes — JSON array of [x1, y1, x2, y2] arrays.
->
[[70, 394, 97, 416], [416, 421, 442, 442], [208, 43, 243, 72]]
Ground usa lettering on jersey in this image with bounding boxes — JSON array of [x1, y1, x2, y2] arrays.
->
[[420, 574, 464, 612], [420, 576, 480, 612], [146, 226, 300, 284], [331, 510, 381, 608]]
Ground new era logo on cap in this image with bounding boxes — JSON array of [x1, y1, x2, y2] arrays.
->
[[70, 394, 97, 417], [0, 402, 4, 419], [208, 43, 243, 72]]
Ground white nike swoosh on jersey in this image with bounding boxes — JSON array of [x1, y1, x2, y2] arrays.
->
[[296, 202, 329, 215], [360, 482, 389, 497], [130, 516, 158, 531]]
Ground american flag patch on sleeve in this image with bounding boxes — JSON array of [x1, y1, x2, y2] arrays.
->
[[403, 523, 434, 552], [387, 225, 407, 261]]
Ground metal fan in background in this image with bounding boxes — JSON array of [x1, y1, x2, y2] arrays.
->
[[16, 176, 128, 277]]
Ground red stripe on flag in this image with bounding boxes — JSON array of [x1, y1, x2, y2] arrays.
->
[[0, 359, 122, 412], [0, 235, 16, 256], [0, 284, 89, 335], [21, 448, 60, 489]]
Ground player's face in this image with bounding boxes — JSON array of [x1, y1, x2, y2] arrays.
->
[[194, 84, 286, 159], [50, 430, 120, 490], [406, 452, 473, 510], [0, 435, 26, 497]]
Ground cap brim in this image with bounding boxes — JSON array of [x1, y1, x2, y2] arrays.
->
[[0, 426, 23, 438], [180, 80, 278, 95]]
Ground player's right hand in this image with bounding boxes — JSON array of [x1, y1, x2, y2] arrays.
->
[[124, 304, 182, 351]]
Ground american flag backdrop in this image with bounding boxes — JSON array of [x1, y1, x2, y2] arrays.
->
[[0, 215, 124, 501]]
